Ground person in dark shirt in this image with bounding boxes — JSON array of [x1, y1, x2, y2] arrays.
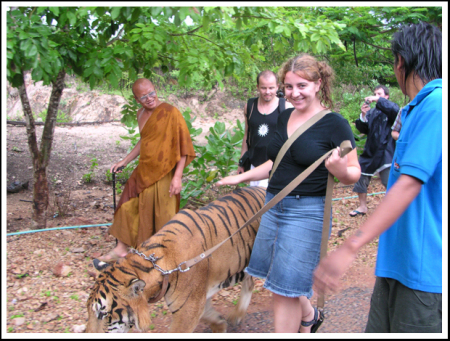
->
[[349, 85, 399, 217], [218, 54, 360, 333], [238, 70, 291, 187]]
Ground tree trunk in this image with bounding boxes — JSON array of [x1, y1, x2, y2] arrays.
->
[[17, 69, 66, 229], [353, 38, 359, 67]]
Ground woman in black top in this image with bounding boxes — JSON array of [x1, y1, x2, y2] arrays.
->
[[217, 54, 360, 333]]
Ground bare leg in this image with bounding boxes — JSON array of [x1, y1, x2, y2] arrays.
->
[[273, 293, 301, 333], [350, 192, 368, 215], [111, 240, 128, 256], [298, 296, 316, 333], [99, 239, 128, 262]]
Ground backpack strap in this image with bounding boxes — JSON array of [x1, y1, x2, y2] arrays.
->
[[245, 98, 257, 149], [278, 97, 286, 113], [246, 98, 257, 121]]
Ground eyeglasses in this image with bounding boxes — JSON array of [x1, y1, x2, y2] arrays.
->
[[139, 91, 156, 101]]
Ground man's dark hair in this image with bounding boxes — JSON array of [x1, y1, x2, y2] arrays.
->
[[257, 70, 278, 85], [391, 21, 442, 86], [375, 84, 390, 96]]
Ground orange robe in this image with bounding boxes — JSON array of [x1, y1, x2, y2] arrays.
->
[[108, 103, 196, 247]]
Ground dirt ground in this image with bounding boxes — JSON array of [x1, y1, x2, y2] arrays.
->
[[5, 109, 386, 334]]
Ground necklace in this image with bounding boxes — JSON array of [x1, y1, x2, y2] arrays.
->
[[258, 98, 272, 115]]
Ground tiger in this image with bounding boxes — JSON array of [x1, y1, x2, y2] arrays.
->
[[86, 186, 266, 333]]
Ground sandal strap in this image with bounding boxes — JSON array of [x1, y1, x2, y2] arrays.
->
[[301, 307, 318, 327]]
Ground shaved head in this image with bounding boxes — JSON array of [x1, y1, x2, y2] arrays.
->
[[132, 78, 154, 96]]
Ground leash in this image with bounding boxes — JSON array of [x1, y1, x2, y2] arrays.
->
[[131, 142, 352, 305], [130, 110, 353, 313]]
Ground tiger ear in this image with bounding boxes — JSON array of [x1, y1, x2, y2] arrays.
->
[[128, 279, 146, 298], [93, 259, 112, 272]]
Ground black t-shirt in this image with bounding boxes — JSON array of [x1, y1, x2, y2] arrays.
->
[[247, 98, 286, 167], [267, 109, 356, 196]]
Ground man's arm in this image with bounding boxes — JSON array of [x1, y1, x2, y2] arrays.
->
[[314, 174, 422, 293], [169, 155, 187, 197], [376, 97, 400, 125], [110, 140, 141, 173], [354, 104, 370, 135]]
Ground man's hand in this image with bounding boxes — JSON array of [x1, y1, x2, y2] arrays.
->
[[361, 103, 370, 117], [169, 176, 182, 197], [314, 245, 357, 294], [364, 95, 379, 104], [110, 160, 126, 174]]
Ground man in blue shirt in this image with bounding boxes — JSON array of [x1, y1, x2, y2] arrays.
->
[[314, 22, 442, 333]]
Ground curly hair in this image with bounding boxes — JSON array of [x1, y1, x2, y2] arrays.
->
[[278, 54, 335, 109]]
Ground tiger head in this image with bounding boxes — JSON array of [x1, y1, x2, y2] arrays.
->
[[86, 258, 158, 333]]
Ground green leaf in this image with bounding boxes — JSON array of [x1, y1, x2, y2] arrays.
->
[[151, 7, 163, 17], [93, 66, 103, 78], [32, 67, 43, 81], [111, 7, 121, 20], [66, 11, 77, 26], [206, 169, 219, 182], [274, 25, 285, 34], [68, 50, 77, 62], [108, 72, 118, 88], [77, 46, 88, 53], [49, 7, 60, 16], [310, 33, 321, 42], [25, 44, 38, 58], [18, 31, 30, 40]]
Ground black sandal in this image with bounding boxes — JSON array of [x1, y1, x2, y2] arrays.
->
[[300, 307, 324, 333]]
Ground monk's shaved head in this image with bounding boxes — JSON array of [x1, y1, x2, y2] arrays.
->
[[132, 78, 154, 97]]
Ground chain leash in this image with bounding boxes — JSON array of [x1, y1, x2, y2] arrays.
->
[[129, 248, 192, 275]]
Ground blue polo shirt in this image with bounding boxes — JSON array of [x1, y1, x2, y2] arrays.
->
[[375, 79, 442, 293]]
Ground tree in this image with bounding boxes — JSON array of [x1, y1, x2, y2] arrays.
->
[[7, 6, 347, 228], [7, 6, 141, 228], [317, 6, 442, 85]]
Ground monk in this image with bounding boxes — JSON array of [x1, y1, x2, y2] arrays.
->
[[99, 78, 196, 262]]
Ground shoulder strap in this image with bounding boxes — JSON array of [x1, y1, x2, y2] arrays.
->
[[246, 98, 257, 148], [278, 98, 286, 113], [246, 98, 257, 121], [269, 109, 331, 180]]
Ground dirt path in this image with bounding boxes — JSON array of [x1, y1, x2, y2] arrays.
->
[[5, 120, 383, 334]]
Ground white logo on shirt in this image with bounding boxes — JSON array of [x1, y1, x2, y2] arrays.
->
[[258, 124, 269, 137]]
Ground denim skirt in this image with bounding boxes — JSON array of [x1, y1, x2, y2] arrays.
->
[[245, 191, 332, 298]]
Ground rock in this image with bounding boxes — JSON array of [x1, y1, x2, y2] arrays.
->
[[13, 317, 26, 326], [33, 249, 46, 255], [53, 262, 72, 277], [41, 313, 60, 323], [72, 324, 86, 333], [7, 180, 29, 193], [71, 247, 85, 253]]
